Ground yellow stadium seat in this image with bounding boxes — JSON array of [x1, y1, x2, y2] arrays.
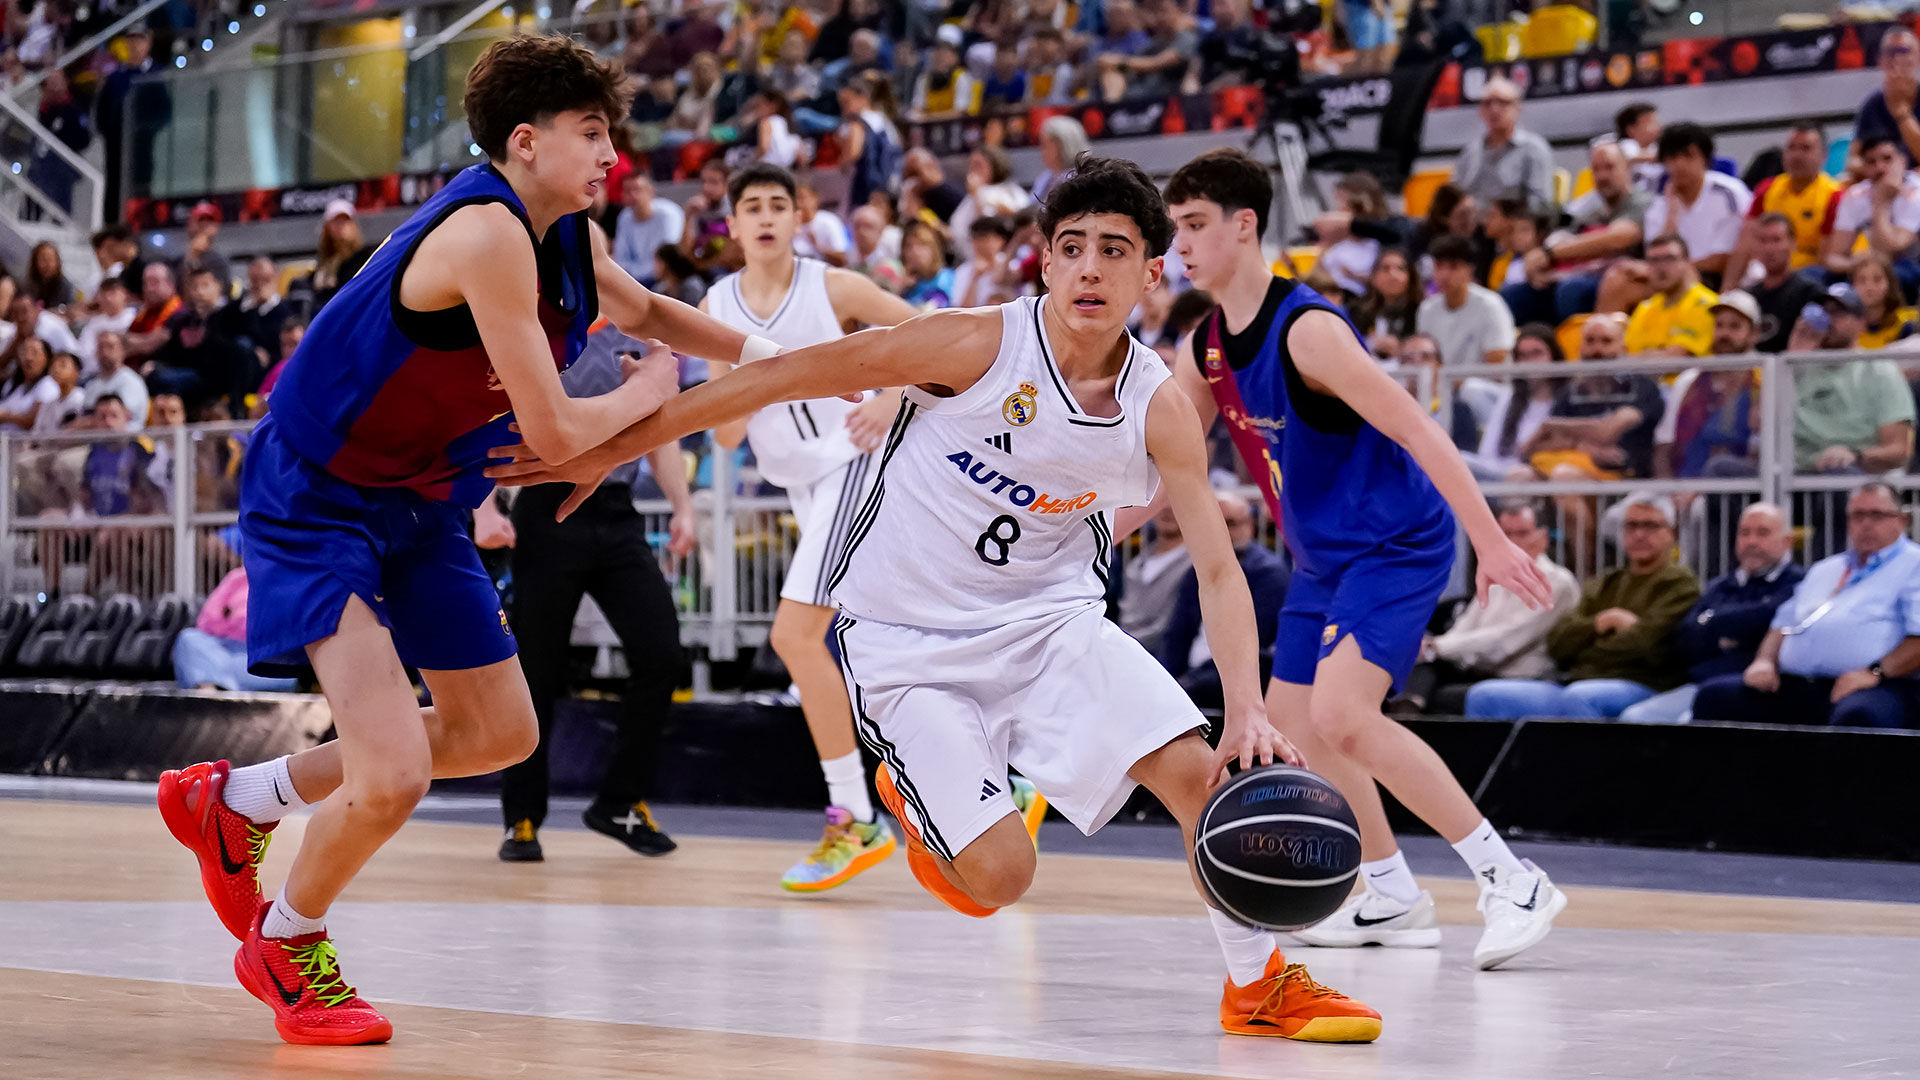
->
[[1476, 21, 1524, 62], [1572, 168, 1594, 199], [1519, 5, 1596, 58], [277, 259, 316, 295], [1401, 169, 1452, 219], [1278, 247, 1319, 279], [1556, 313, 1588, 362], [1554, 168, 1572, 208]]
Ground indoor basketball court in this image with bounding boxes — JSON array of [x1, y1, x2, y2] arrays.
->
[[4, 778, 1916, 1080]]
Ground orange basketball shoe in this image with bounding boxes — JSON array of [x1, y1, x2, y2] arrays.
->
[[1220, 951, 1382, 1042], [234, 903, 393, 1046], [158, 760, 275, 940], [874, 764, 996, 918]]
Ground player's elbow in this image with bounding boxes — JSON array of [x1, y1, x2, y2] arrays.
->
[[515, 415, 583, 467]]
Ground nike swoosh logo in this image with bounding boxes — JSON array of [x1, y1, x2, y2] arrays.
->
[[272, 777, 288, 807], [263, 960, 303, 1007], [215, 826, 247, 876], [1515, 882, 1541, 912], [1352, 912, 1404, 927]]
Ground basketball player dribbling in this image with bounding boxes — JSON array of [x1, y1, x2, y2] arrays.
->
[[700, 163, 1049, 893], [153, 36, 781, 1044], [492, 156, 1385, 1041], [1154, 148, 1567, 969]]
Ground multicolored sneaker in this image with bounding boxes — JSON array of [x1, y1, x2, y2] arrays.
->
[[875, 764, 996, 918], [234, 903, 393, 1045], [1220, 950, 1382, 1042], [157, 760, 276, 940], [1009, 775, 1047, 847], [498, 819, 543, 863], [780, 807, 897, 892]]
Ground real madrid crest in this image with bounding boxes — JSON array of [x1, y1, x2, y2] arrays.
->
[[1003, 381, 1038, 426]]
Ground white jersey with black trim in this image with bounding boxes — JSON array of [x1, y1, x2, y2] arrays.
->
[[707, 256, 864, 488], [831, 296, 1170, 630]]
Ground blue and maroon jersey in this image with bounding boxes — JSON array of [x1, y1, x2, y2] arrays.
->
[[267, 163, 597, 508], [1199, 277, 1452, 577]]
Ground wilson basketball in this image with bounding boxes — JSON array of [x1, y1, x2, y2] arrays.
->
[[1195, 765, 1362, 931]]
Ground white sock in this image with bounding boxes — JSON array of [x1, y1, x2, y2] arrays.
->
[[260, 886, 325, 940], [1359, 851, 1422, 905], [821, 751, 875, 823], [222, 756, 309, 825], [1208, 907, 1278, 986], [1451, 818, 1526, 881]]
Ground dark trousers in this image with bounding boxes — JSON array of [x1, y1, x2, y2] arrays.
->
[[499, 483, 684, 828], [1692, 672, 1918, 729], [1400, 659, 1480, 715]]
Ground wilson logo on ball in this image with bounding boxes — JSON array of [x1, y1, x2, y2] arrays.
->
[[1239, 831, 1351, 871]]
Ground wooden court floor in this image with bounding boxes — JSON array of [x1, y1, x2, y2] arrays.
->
[[5, 798, 1919, 1080]]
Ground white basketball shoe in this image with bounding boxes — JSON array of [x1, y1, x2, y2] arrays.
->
[[1472, 859, 1567, 970], [1292, 889, 1442, 948]]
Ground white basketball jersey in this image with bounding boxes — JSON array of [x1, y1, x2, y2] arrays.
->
[[832, 297, 1170, 630], [707, 257, 863, 488]]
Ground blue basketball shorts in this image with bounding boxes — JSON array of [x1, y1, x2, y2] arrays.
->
[[239, 416, 516, 678], [1272, 538, 1455, 693]]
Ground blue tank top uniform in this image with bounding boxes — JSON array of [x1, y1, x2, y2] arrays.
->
[[241, 163, 597, 675], [1199, 277, 1455, 689]]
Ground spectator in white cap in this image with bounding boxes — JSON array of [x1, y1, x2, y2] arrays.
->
[[1654, 289, 1763, 484], [301, 198, 371, 315], [1465, 491, 1702, 719]]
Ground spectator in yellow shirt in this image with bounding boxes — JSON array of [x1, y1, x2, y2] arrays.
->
[[1625, 234, 1719, 357], [1851, 252, 1918, 349], [1725, 125, 1842, 287]]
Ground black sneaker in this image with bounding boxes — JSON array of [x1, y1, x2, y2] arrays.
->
[[499, 819, 544, 862], [583, 800, 677, 856]]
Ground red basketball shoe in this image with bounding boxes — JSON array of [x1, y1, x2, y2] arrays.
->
[[157, 760, 275, 940], [874, 764, 996, 918], [1220, 950, 1382, 1042], [234, 903, 393, 1045]]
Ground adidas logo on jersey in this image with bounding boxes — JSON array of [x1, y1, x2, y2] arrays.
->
[[945, 451, 1097, 515], [985, 432, 1013, 454]]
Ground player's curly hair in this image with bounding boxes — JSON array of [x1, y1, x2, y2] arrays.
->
[[464, 34, 634, 162], [1038, 155, 1174, 258]]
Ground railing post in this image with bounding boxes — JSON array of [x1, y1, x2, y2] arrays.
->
[[709, 438, 738, 661], [1757, 351, 1781, 507], [172, 425, 193, 600], [0, 432, 12, 596]]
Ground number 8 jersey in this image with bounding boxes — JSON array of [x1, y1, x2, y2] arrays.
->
[[831, 297, 1170, 629]]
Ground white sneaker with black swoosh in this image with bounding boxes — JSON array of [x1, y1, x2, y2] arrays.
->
[[1473, 859, 1566, 970], [1292, 889, 1442, 948]]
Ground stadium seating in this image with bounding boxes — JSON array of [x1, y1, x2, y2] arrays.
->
[[57, 593, 143, 674], [110, 595, 195, 679], [0, 594, 39, 670], [13, 594, 97, 674]]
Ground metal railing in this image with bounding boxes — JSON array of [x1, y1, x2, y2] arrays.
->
[[7, 347, 1920, 678]]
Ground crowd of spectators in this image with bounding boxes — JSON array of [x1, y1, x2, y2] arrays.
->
[[5, 3, 1920, 725]]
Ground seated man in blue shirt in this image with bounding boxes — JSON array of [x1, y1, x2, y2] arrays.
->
[[1693, 482, 1920, 728], [1619, 502, 1802, 724], [1156, 490, 1289, 708]]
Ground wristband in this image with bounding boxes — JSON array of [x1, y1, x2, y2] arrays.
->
[[739, 334, 781, 366]]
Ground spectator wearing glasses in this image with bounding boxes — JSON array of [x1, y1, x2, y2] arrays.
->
[[1790, 283, 1915, 476], [1465, 493, 1701, 720], [1618, 502, 1801, 725], [1692, 483, 1920, 728], [1451, 77, 1555, 216]]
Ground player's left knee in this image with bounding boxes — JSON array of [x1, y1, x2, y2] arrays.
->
[[492, 713, 540, 768], [1307, 697, 1375, 758]]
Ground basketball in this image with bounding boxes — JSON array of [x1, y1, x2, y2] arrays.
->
[[1195, 765, 1362, 931]]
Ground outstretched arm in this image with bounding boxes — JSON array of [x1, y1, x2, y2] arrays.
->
[[489, 307, 1003, 519], [592, 221, 767, 368], [1144, 379, 1301, 783], [1288, 309, 1554, 609]]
